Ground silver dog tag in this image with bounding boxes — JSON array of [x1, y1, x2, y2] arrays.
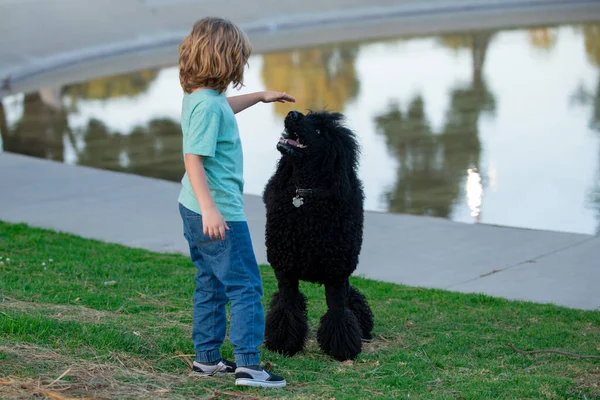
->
[[292, 195, 304, 208]]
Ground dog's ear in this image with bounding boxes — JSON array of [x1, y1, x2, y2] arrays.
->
[[319, 112, 346, 142], [331, 150, 351, 199], [274, 157, 292, 187], [266, 157, 293, 195], [326, 123, 359, 200], [329, 112, 345, 122]]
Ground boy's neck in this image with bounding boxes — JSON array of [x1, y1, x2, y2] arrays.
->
[[191, 86, 220, 94]]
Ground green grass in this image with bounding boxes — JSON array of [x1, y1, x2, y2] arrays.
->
[[0, 221, 599, 399]]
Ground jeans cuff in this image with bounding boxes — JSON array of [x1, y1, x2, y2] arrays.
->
[[235, 352, 261, 367], [195, 348, 222, 364]]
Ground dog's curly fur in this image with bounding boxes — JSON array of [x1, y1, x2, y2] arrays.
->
[[263, 110, 374, 361]]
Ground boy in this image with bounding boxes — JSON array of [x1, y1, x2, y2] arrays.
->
[[177, 17, 295, 388]]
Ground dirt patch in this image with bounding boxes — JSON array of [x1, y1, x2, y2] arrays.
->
[[361, 332, 408, 354], [1, 296, 113, 324], [574, 367, 600, 398], [0, 296, 191, 333], [0, 344, 188, 400]]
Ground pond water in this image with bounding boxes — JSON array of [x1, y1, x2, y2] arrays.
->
[[1, 23, 599, 235]]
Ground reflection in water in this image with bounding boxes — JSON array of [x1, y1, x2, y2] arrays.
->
[[584, 25, 600, 70], [1, 71, 184, 181], [466, 168, 483, 219], [65, 70, 158, 102], [581, 25, 600, 233], [74, 118, 183, 181], [1, 92, 69, 162], [261, 45, 360, 116], [527, 27, 558, 52], [375, 97, 447, 217], [375, 32, 495, 221], [62, 69, 180, 179], [2, 23, 600, 234], [0, 101, 6, 152]]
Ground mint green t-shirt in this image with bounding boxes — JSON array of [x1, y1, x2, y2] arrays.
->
[[177, 89, 246, 221]]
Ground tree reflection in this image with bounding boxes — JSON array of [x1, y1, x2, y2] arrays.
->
[[377, 31, 496, 219], [64, 68, 185, 180], [376, 97, 451, 217], [64, 70, 159, 105], [573, 25, 600, 130], [261, 44, 360, 116], [581, 24, 600, 233], [74, 118, 184, 181], [123, 118, 183, 181], [584, 25, 600, 68], [0, 91, 70, 161], [0, 101, 7, 151], [0, 68, 186, 181], [528, 27, 558, 52], [75, 118, 122, 168]]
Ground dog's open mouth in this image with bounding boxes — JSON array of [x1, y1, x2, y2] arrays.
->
[[278, 135, 306, 149]]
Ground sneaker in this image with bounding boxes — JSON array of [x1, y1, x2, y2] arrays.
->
[[235, 366, 287, 388], [192, 359, 236, 376]]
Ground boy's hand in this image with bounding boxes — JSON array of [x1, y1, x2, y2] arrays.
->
[[261, 91, 296, 104], [203, 207, 230, 240]]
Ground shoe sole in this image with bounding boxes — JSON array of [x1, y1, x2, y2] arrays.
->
[[235, 378, 287, 388], [191, 371, 232, 377]]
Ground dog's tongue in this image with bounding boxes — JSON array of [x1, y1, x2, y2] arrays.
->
[[280, 137, 298, 146]]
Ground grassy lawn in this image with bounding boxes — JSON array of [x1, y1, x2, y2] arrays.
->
[[1, 221, 599, 399]]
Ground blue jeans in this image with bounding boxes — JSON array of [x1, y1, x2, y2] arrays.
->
[[179, 203, 264, 367]]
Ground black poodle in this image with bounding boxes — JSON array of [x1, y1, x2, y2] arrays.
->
[[262, 110, 374, 361]]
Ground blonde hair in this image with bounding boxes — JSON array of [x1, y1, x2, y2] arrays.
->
[[179, 17, 252, 94]]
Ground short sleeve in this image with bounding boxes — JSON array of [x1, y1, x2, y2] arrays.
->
[[184, 106, 221, 158]]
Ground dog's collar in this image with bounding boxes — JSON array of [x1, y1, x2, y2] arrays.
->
[[292, 187, 330, 208], [295, 188, 330, 198]]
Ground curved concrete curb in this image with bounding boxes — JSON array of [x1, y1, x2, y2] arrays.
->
[[1, 0, 599, 95]]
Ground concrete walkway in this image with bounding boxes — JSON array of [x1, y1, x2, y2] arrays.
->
[[1, 152, 598, 311], [2, 0, 599, 96]]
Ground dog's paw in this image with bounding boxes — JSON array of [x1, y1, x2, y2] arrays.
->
[[347, 286, 374, 341], [317, 308, 362, 361], [264, 291, 308, 357]]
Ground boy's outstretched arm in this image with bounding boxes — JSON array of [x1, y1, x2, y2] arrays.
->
[[227, 91, 295, 114]]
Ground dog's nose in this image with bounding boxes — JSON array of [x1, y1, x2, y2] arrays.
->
[[288, 111, 300, 120]]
